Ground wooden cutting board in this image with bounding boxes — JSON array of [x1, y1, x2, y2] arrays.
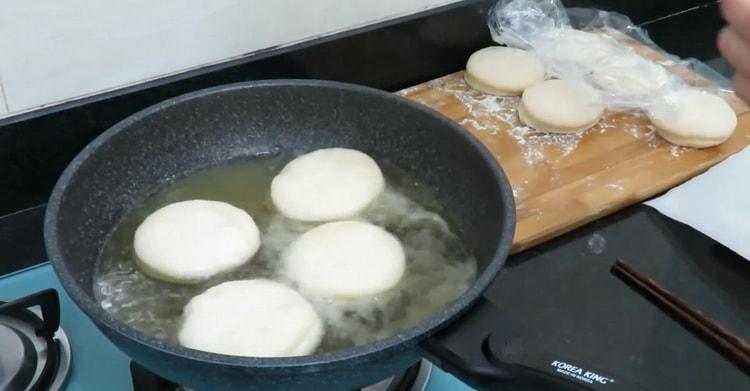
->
[[397, 32, 750, 254]]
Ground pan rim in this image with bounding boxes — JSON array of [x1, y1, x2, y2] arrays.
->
[[44, 78, 516, 371]]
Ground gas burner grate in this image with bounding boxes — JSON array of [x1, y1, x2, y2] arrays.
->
[[0, 289, 71, 391]]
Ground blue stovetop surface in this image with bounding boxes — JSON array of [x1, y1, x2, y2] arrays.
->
[[0, 263, 472, 391]]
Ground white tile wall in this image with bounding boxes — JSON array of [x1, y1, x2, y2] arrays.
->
[[0, 0, 460, 116]]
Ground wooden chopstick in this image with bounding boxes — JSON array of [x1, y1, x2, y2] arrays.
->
[[612, 259, 750, 372]]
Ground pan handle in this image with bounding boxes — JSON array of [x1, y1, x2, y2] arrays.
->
[[418, 297, 648, 391]]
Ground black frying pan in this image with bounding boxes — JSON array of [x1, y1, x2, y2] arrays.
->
[[44, 80, 629, 391]]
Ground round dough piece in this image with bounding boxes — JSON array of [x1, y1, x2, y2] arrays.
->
[[464, 47, 545, 96], [518, 79, 604, 133], [271, 148, 385, 222], [134, 200, 260, 283], [648, 88, 737, 148], [178, 279, 324, 357], [283, 221, 406, 299]]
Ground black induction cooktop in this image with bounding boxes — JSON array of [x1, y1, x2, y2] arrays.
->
[[493, 205, 749, 389], [422, 205, 750, 390]]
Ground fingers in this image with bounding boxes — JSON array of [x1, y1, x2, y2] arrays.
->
[[718, 26, 750, 103], [718, 27, 750, 76], [733, 71, 750, 105], [721, 0, 750, 41]]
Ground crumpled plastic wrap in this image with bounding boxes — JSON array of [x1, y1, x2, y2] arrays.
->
[[487, 0, 733, 113]]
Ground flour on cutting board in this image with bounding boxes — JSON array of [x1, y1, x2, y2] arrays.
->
[[421, 74, 586, 165], [512, 179, 531, 201], [624, 122, 662, 148], [509, 126, 583, 165], [669, 145, 688, 158], [451, 91, 518, 133]]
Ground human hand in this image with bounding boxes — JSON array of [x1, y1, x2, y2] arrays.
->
[[719, 0, 750, 103]]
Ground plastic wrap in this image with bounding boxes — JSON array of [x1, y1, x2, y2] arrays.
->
[[487, 0, 732, 113]]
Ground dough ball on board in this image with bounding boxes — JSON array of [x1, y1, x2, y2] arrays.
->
[[271, 148, 385, 222], [283, 221, 406, 299], [134, 200, 260, 284], [178, 279, 324, 357], [518, 79, 604, 133], [648, 88, 737, 148], [464, 47, 546, 96]]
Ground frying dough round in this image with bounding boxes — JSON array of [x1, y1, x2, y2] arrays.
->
[[648, 88, 737, 148], [134, 200, 260, 283], [518, 79, 604, 133], [464, 47, 545, 96], [178, 279, 324, 357], [271, 148, 384, 222], [283, 221, 406, 299]]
